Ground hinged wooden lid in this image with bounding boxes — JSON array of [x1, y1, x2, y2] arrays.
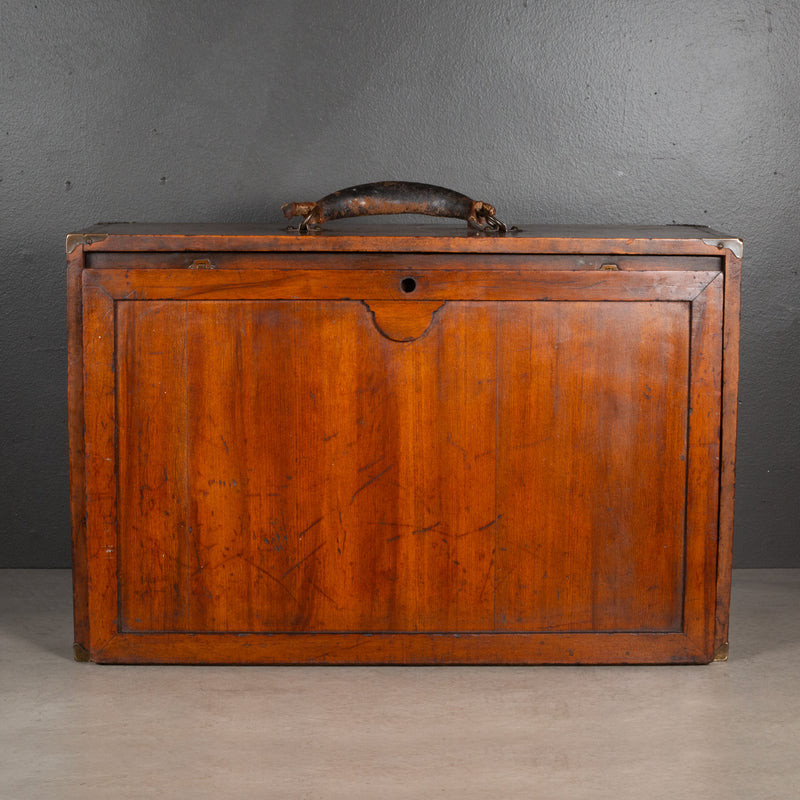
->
[[67, 223, 741, 258]]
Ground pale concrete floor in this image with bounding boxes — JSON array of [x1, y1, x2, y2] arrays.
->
[[0, 570, 798, 799]]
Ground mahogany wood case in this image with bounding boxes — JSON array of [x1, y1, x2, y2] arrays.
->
[[67, 223, 741, 664]]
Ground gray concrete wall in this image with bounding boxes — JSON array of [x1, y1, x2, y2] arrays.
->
[[2, 0, 798, 567]]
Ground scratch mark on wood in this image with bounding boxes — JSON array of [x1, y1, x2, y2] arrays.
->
[[337, 509, 347, 555], [456, 514, 504, 538], [242, 558, 299, 603], [386, 535, 402, 542], [446, 433, 467, 455], [357, 455, 385, 472], [372, 521, 415, 528], [192, 537, 202, 570], [298, 517, 323, 539], [412, 522, 441, 535], [477, 514, 502, 531], [309, 579, 339, 607], [350, 464, 393, 504], [478, 558, 495, 600], [282, 542, 326, 579], [192, 552, 237, 577]]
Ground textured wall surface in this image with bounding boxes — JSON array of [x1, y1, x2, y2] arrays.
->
[[1, 0, 798, 567]]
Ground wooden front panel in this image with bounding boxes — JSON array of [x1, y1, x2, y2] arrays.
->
[[495, 302, 688, 633], [117, 300, 498, 633], [115, 296, 694, 638]]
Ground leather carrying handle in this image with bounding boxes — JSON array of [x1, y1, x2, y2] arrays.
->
[[282, 181, 508, 232]]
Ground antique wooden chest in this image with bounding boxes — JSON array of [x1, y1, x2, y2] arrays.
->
[[68, 220, 740, 664]]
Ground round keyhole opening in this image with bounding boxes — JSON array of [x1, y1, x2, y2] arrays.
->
[[400, 277, 417, 294]]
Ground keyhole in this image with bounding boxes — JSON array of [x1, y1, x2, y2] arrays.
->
[[400, 277, 417, 294]]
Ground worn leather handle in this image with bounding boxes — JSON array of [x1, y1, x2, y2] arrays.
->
[[282, 181, 508, 232]]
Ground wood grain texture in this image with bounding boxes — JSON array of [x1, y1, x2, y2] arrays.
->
[[69, 226, 738, 664], [71, 223, 738, 257], [80, 282, 118, 656], [67, 247, 88, 653], [715, 252, 742, 653], [92, 631, 709, 665], [683, 276, 724, 655], [116, 301, 190, 632], [85, 267, 716, 303], [116, 300, 497, 633], [494, 302, 689, 633]]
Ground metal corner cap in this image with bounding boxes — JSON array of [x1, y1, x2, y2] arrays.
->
[[73, 642, 90, 662], [66, 233, 109, 254], [713, 642, 729, 662], [702, 237, 743, 259]]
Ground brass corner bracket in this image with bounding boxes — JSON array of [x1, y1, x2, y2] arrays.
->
[[66, 233, 109, 255], [73, 642, 90, 662], [713, 642, 729, 662], [702, 238, 743, 259]]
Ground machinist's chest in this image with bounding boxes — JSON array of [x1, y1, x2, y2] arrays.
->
[[68, 223, 740, 664]]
